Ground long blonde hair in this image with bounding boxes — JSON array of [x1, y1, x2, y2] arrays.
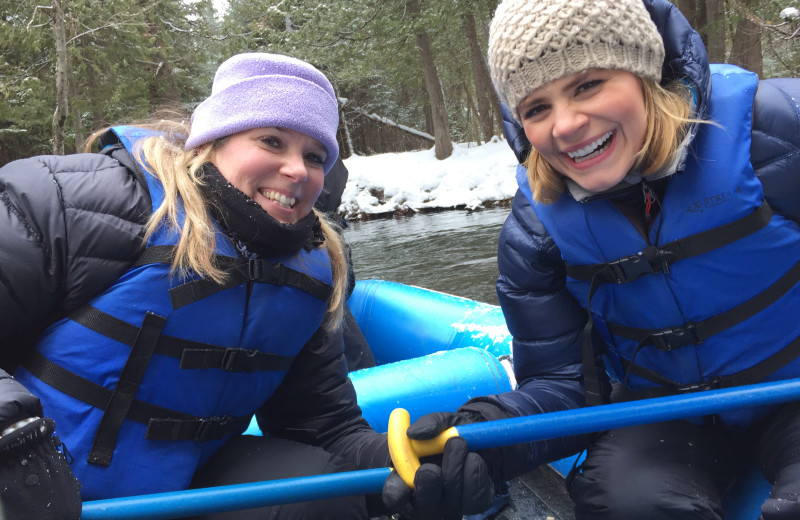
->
[[86, 119, 347, 330], [524, 78, 694, 204]]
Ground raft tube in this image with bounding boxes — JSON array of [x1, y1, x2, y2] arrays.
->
[[351, 346, 512, 432], [347, 279, 512, 363], [245, 346, 512, 435]]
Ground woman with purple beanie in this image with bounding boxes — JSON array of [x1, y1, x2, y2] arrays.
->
[[0, 53, 391, 519]]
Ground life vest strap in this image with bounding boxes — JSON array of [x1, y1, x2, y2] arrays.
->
[[88, 312, 166, 466], [566, 201, 773, 284], [132, 245, 333, 308], [620, 329, 800, 393], [145, 415, 250, 442], [21, 350, 251, 447], [67, 305, 294, 372], [607, 259, 800, 351]]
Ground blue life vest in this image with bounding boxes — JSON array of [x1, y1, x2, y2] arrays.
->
[[526, 65, 800, 426], [14, 126, 334, 499]]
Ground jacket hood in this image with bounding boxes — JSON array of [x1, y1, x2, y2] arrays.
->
[[501, 0, 712, 183]]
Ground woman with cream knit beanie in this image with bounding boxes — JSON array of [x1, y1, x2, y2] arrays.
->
[[382, 0, 800, 519]]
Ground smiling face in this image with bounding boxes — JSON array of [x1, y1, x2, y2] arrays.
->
[[518, 69, 648, 194], [209, 127, 327, 224]]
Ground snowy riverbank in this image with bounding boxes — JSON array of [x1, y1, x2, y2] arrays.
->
[[340, 137, 520, 220]]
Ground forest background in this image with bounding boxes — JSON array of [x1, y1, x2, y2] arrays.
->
[[2, 0, 799, 166]]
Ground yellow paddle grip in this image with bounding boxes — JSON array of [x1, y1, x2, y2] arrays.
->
[[387, 408, 460, 489]]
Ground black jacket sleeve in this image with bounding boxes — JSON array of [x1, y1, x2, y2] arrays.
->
[[256, 327, 390, 471], [0, 151, 150, 345]]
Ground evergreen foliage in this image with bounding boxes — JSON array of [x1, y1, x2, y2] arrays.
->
[[1, 0, 798, 163]]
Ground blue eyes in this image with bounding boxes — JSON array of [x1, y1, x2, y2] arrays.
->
[[577, 80, 602, 93], [520, 79, 604, 121], [259, 136, 325, 167], [260, 136, 281, 148], [305, 153, 325, 166], [522, 105, 546, 120]]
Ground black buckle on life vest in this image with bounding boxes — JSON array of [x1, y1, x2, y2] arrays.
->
[[608, 246, 673, 284], [221, 348, 260, 372], [248, 259, 283, 284], [194, 415, 232, 442], [648, 322, 699, 351], [677, 376, 721, 393]]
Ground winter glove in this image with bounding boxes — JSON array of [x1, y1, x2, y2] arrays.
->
[[382, 410, 497, 520], [0, 417, 82, 520]]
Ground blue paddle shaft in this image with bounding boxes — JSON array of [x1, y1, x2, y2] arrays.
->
[[81, 378, 800, 519], [458, 378, 800, 450], [80, 468, 392, 520]]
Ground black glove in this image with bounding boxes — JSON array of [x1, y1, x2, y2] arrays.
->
[[382, 411, 494, 520], [0, 417, 82, 520]]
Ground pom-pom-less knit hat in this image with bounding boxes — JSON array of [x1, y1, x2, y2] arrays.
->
[[185, 53, 340, 174], [488, 0, 665, 123]]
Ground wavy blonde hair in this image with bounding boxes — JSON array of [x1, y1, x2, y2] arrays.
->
[[86, 118, 347, 330], [524, 78, 695, 204]]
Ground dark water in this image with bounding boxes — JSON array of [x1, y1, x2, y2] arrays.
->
[[343, 207, 511, 305]]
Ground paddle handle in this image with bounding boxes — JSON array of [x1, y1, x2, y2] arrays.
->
[[387, 408, 459, 488]]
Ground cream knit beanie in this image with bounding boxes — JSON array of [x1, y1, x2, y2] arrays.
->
[[488, 0, 665, 123]]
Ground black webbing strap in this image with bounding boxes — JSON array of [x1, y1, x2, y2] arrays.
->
[[88, 312, 165, 466], [579, 201, 774, 406], [619, 330, 800, 393], [131, 245, 175, 267], [169, 258, 332, 309], [607, 259, 800, 351], [132, 244, 333, 309], [581, 275, 608, 406], [68, 305, 294, 372], [144, 415, 250, 442], [22, 350, 251, 443], [566, 201, 773, 284]]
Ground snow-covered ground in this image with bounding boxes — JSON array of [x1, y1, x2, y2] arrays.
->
[[340, 136, 520, 220]]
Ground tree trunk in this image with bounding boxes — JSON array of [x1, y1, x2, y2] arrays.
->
[[704, 0, 726, 64], [67, 17, 83, 154], [85, 59, 104, 133], [407, 0, 452, 160], [462, 13, 495, 144], [51, 0, 69, 155], [148, 52, 182, 111], [462, 80, 481, 144], [729, 0, 762, 76]]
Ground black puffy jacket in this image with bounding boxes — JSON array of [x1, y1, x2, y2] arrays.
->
[[0, 143, 388, 471]]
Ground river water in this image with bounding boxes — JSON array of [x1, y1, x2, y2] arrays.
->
[[343, 207, 512, 305]]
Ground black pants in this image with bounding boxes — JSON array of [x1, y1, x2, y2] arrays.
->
[[568, 402, 800, 519], [186, 435, 370, 520]]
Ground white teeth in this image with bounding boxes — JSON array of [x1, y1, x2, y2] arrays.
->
[[567, 131, 614, 162], [260, 190, 296, 209]]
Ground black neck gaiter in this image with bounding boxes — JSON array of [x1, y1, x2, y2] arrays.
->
[[198, 162, 323, 258]]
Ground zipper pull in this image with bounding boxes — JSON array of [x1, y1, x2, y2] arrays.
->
[[643, 183, 653, 225]]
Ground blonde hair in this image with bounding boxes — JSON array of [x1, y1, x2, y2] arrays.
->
[[524, 78, 694, 204], [86, 118, 347, 330]]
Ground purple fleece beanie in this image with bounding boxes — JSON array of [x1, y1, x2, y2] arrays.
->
[[185, 53, 340, 174]]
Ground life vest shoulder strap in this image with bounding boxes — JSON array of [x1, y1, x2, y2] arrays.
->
[[566, 201, 772, 284], [135, 245, 333, 309]]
